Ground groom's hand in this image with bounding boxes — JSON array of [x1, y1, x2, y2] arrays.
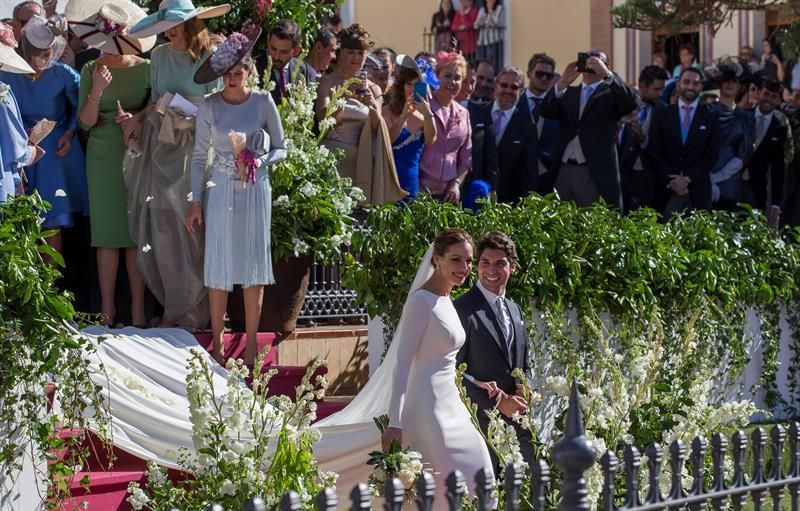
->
[[497, 394, 527, 418]]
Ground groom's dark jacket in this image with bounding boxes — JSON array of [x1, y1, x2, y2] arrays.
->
[[453, 285, 532, 417]]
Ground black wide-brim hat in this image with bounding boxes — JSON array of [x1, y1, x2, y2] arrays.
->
[[194, 25, 260, 84]]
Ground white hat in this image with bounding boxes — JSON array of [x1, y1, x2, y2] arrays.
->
[[0, 23, 34, 74], [65, 0, 156, 55], [127, 0, 230, 39], [20, 15, 67, 69]]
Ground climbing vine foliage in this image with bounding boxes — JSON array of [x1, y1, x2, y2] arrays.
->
[[344, 196, 800, 452]]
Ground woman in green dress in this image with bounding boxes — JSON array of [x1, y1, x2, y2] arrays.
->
[[69, 0, 155, 326]]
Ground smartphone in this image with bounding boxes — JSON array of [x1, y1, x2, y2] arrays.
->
[[413, 82, 428, 102], [576, 52, 594, 74], [355, 70, 368, 95]]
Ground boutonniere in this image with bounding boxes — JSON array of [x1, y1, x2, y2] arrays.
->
[[0, 83, 10, 106]]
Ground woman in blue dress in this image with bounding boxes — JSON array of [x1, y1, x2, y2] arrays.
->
[[0, 14, 88, 253], [0, 22, 42, 203], [382, 55, 438, 200]]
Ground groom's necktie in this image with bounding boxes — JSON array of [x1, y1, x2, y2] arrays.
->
[[495, 296, 511, 350]]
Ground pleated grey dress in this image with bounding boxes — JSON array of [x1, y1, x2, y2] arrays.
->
[[190, 90, 287, 291]]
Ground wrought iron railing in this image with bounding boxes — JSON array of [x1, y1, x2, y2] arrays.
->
[[422, 27, 505, 72], [298, 254, 366, 325], [188, 381, 800, 510]]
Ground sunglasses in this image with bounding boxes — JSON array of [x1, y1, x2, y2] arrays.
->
[[498, 82, 521, 91], [533, 70, 555, 80]]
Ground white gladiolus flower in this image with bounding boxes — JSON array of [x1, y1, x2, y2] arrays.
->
[[319, 117, 336, 131], [54, 189, 67, 197]]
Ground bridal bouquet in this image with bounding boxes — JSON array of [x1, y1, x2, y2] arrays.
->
[[366, 415, 426, 500]]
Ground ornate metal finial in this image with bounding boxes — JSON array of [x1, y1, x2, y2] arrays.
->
[[243, 496, 268, 511], [384, 478, 405, 511], [446, 470, 466, 511], [530, 459, 551, 511], [599, 450, 619, 511], [416, 471, 436, 511], [710, 433, 728, 493], [505, 464, 524, 511], [667, 440, 687, 501], [690, 436, 708, 497], [552, 380, 597, 511], [278, 492, 301, 511], [204, 505, 224, 511], [644, 443, 664, 505], [622, 444, 642, 508], [316, 487, 338, 511], [350, 482, 371, 511], [474, 468, 494, 511]]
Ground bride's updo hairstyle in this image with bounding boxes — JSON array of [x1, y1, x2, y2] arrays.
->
[[432, 227, 474, 265]]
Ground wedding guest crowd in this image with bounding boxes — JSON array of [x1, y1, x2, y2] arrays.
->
[[3, 0, 800, 337]]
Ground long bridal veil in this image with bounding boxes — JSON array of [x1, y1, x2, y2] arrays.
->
[[77, 244, 436, 494], [315, 243, 434, 427]]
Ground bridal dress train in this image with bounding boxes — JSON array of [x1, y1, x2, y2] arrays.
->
[[78, 245, 493, 507]]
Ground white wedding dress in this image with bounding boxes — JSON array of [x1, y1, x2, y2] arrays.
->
[[387, 289, 494, 509], [75, 244, 493, 507]]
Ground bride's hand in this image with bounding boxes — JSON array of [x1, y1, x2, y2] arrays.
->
[[381, 427, 402, 451], [475, 379, 501, 398]]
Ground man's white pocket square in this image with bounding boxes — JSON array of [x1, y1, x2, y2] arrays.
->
[[513, 140, 522, 144], [476, 123, 485, 128], [699, 125, 707, 130], [772, 137, 779, 141]]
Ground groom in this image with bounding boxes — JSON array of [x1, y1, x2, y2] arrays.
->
[[454, 231, 536, 468]]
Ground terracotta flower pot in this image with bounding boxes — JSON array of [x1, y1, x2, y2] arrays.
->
[[228, 256, 313, 338]]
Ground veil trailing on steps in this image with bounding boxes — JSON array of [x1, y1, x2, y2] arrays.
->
[[79, 244, 436, 494]]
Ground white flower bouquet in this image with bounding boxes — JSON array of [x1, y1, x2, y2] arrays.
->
[[366, 415, 427, 501]]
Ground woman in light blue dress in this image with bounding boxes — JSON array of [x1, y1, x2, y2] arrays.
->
[[124, 8, 224, 329], [382, 55, 438, 201], [1, 15, 88, 252], [186, 28, 287, 366], [0, 22, 40, 204]]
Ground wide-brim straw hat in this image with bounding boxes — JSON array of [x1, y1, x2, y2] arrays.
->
[[193, 26, 259, 84], [0, 23, 34, 74], [127, 0, 230, 39], [65, 0, 156, 55]]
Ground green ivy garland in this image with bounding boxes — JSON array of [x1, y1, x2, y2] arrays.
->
[[343, 195, 800, 436], [0, 195, 109, 507]]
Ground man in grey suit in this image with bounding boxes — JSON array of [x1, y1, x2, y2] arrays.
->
[[454, 231, 534, 469]]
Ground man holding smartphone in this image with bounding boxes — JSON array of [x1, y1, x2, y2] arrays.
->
[[540, 49, 637, 211]]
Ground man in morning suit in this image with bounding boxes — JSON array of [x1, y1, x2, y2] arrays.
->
[[454, 232, 534, 469], [491, 66, 539, 203], [258, 19, 314, 105], [745, 79, 789, 227], [617, 65, 669, 212], [647, 67, 720, 218], [540, 49, 637, 210], [519, 52, 559, 194]]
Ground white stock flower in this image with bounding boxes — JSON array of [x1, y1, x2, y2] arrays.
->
[[299, 181, 318, 197], [220, 479, 238, 496], [319, 117, 336, 131], [292, 236, 310, 256], [126, 484, 150, 510]]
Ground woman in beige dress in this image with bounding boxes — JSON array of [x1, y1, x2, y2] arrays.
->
[[315, 24, 406, 205]]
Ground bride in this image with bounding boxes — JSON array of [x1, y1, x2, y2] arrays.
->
[[381, 228, 495, 503], [77, 228, 495, 505]]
